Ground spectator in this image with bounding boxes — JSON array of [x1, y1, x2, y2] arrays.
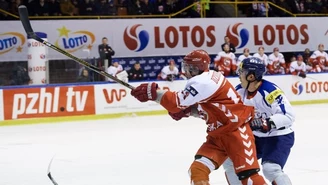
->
[[48, 0, 62, 16], [154, 0, 165, 14], [0, 0, 10, 20], [214, 43, 237, 76], [250, 2, 268, 17], [267, 47, 286, 74], [108, 0, 117, 15], [165, 0, 177, 14], [189, 0, 201, 17], [237, 48, 252, 67], [77, 69, 91, 82], [10, 0, 23, 16], [10, 65, 31, 85], [158, 60, 179, 81], [221, 36, 236, 53], [131, 0, 143, 14], [98, 37, 115, 67], [128, 62, 144, 81], [290, 55, 307, 78], [96, 0, 111, 15], [33, 0, 49, 16], [309, 43, 328, 72], [140, 0, 154, 15], [60, 0, 75, 16], [71, 0, 80, 15], [303, 48, 311, 64], [312, 0, 324, 13], [253, 46, 269, 67], [304, 0, 314, 13], [107, 60, 122, 82], [79, 0, 96, 15]]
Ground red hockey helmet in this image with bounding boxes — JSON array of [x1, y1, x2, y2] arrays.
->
[[183, 49, 211, 78]]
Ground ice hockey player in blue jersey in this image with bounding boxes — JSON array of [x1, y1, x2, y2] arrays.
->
[[222, 57, 295, 185]]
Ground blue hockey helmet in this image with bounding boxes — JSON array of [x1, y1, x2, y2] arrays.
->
[[238, 57, 266, 81]]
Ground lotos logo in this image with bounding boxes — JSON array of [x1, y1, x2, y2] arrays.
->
[[291, 82, 303, 95], [55, 26, 95, 53], [0, 32, 25, 55], [124, 24, 149, 52], [226, 23, 249, 49], [3, 86, 95, 120], [103, 88, 127, 104]]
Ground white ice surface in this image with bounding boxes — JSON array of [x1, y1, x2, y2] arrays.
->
[[0, 104, 327, 185]]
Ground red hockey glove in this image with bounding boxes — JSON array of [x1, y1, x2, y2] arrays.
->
[[131, 82, 158, 102], [250, 118, 275, 133], [168, 107, 192, 121]]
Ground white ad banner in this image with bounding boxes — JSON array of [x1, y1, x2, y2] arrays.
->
[[0, 90, 3, 121], [1, 18, 328, 61], [94, 73, 328, 115], [27, 35, 48, 85]]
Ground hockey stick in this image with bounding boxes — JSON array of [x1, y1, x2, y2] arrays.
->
[[18, 5, 135, 90], [47, 155, 59, 185]]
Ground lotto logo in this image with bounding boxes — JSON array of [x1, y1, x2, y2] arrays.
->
[[3, 86, 95, 120]]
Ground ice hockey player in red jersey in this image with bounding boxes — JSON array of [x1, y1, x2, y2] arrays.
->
[[309, 44, 328, 72], [267, 47, 286, 75], [290, 55, 306, 78], [214, 43, 237, 76], [130, 49, 267, 185]]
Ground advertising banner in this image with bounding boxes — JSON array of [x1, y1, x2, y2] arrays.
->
[[2, 85, 95, 120], [27, 32, 48, 85], [1, 73, 328, 121], [1, 18, 328, 61]]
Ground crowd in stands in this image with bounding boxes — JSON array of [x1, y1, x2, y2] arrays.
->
[[1, 0, 328, 20], [0, 0, 203, 19], [247, 0, 328, 17]]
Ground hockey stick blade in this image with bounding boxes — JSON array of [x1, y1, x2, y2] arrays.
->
[[47, 156, 59, 185], [18, 5, 35, 38], [17, 6, 134, 90]]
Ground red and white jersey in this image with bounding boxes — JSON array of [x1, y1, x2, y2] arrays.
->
[[214, 51, 237, 76], [159, 70, 254, 135], [289, 61, 306, 75], [160, 65, 179, 79], [237, 54, 252, 67], [268, 53, 286, 74], [310, 50, 328, 71], [107, 66, 121, 82], [253, 53, 269, 66]]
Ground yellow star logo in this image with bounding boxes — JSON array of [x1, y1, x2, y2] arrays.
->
[[57, 26, 71, 37], [16, 46, 23, 52], [87, 44, 93, 50]]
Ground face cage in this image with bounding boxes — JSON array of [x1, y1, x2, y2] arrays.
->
[[182, 62, 200, 78]]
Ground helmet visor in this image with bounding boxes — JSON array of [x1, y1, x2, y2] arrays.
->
[[182, 62, 200, 78]]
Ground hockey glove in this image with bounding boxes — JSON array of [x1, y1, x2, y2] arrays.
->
[[168, 107, 192, 121], [299, 72, 306, 78], [131, 82, 158, 102], [250, 118, 276, 133]]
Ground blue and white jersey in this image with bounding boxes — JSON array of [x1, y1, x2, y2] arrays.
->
[[235, 80, 295, 137]]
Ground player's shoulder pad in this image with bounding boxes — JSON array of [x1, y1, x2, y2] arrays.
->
[[260, 80, 284, 105]]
